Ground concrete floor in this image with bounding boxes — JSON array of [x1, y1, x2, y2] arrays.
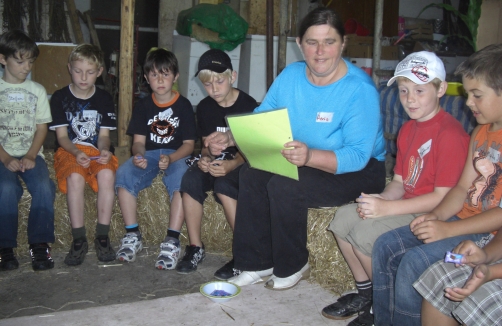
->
[[0, 248, 355, 326]]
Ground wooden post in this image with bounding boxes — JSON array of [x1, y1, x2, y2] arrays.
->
[[117, 0, 135, 162], [65, 0, 84, 44], [277, 0, 290, 75], [372, 0, 384, 86]]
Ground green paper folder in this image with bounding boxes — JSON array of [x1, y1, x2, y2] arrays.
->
[[226, 108, 299, 180]]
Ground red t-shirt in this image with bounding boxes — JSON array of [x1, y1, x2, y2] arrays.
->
[[394, 109, 470, 199]]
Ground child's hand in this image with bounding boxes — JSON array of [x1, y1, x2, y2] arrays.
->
[[76, 151, 91, 168], [95, 149, 112, 164], [281, 141, 310, 167], [159, 154, 170, 170], [453, 240, 487, 267], [197, 156, 212, 173], [208, 160, 232, 177], [356, 193, 388, 219], [410, 213, 438, 231], [4, 156, 23, 172], [20, 155, 36, 171], [444, 264, 490, 302], [133, 154, 147, 169], [411, 219, 450, 243]]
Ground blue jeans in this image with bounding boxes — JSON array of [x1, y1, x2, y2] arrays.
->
[[372, 216, 489, 326], [115, 149, 189, 200], [0, 155, 55, 248]]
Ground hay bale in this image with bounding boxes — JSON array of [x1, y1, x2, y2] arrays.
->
[[16, 151, 354, 295]]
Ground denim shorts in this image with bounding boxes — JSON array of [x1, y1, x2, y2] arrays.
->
[[115, 149, 189, 200]]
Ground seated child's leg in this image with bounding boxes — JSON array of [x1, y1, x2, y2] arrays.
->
[[0, 165, 23, 249], [66, 173, 86, 227], [63, 173, 89, 266], [213, 166, 240, 229], [393, 231, 490, 326], [94, 168, 117, 262], [20, 156, 55, 245], [115, 154, 161, 263], [371, 225, 424, 326]]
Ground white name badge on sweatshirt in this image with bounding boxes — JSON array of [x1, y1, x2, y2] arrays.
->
[[316, 112, 333, 123]]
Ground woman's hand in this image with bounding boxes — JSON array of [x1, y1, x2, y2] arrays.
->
[[205, 131, 233, 156], [159, 154, 170, 170], [282, 141, 311, 167]]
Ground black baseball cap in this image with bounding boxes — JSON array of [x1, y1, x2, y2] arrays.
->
[[194, 49, 233, 76]]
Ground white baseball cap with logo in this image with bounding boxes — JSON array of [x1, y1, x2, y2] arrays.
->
[[387, 51, 446, 86]]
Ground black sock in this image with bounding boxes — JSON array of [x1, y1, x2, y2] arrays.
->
[[95, 223, 110, 238], [167, 229, 180, 240], [356, 280, 373, 299], [71, 227, 87, 248]]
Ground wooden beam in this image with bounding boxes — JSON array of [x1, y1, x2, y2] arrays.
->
[[118, 0, 135, 149], [65, 0, 84, 44], [84, 10, 112, 93]]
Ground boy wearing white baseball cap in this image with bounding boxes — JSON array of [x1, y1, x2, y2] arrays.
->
[[324, 51, 470, 325]]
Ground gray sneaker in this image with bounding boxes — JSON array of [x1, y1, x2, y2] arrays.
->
[[155, 237, 180, 270], [116, 232, 143, 262]]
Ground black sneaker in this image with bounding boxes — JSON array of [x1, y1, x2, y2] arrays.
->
[[64, 238, 89, 266], [214, 258, 235, 280], [94, 236, 116, 262], [29, 243, 55, 271], [348, 304, 373, 326], [322, 293, 371, 320], [0, 247, 19, 271], [175, 244, 205, 274]]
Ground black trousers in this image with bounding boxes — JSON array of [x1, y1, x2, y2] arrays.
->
[[233, 159, 386, 277]]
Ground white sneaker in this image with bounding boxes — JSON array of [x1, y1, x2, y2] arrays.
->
[[265, 263, 310, 290], [227, 268, 274, 286], [116, 232, 143, 262], [155, 237, 181, 270]]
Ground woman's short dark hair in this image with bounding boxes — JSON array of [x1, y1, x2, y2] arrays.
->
[[298, 7, 345, 42], [143, 48, 179, 76], [0, 29, 39, 60]]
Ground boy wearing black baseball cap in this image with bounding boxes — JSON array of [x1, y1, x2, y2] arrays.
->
[[177, 49, 258, 278]]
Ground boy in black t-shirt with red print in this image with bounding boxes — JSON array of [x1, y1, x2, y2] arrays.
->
[[115, 48, 196, 270]]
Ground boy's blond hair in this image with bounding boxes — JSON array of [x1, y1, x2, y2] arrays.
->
[[197, 69, 233, 84], [455, 43, 502, 95], [396, 76, 443, 90], [68, 44, 104, 70]]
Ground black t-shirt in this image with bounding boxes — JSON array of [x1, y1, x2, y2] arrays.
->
[[127, 92, 196, 151], [49, 85, 116, 149], [196, 89, 258, 159]]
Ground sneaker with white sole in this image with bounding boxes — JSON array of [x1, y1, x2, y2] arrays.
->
[[155, 237, 180, 270], [116, 232, 143, 262], [176, 244, 205, 274]]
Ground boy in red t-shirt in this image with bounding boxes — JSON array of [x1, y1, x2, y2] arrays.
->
[[323, 51, 470, 326]]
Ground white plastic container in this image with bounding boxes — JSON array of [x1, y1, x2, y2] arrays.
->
[[238, 34, 304, 102], [172, 31, 241, 106]]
